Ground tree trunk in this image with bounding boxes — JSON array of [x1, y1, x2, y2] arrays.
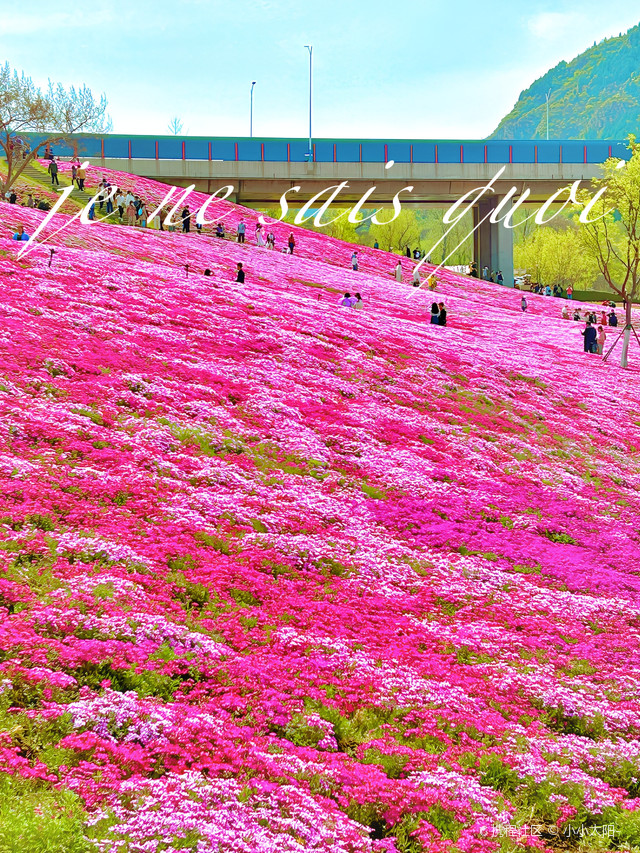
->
[[621, 298, 633, 368]]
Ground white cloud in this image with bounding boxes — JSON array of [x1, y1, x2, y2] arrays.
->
[[527, 11, 584, 41], [0, 9, 116, 35]]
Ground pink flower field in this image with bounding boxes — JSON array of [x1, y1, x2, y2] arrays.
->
[[0, 165, 640, 853]]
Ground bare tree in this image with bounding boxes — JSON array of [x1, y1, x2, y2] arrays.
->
[[167, 116, 184, 136], [0, 62, 111, 192]]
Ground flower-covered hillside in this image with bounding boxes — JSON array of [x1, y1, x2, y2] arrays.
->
[[0, 173, 640, 853]]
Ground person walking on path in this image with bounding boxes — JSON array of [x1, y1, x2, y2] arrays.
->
[[237, 219, 246, 243], [288, 232, 296, 254], [48, 157, 59, 186], [76, 165, 86, 191], [521, 295, 528, 313], [430, 302, 440, 324], [235, 263, 245, 283], [394, 261, 403, 282], [351, 251, 358, 271], [438, 302, 447, 326], [597, 325, 607, 355], [581, 322, 597, 353]]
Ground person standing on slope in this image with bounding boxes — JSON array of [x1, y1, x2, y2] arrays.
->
[[597, 325, 607, 355], [351, 251, 358, 271], [430, 302, 440, 324], [394, 261, 403, 282], [521, 295, 528, 313], [288, 233, 296, 254], [237, 219, 246, 243], [438, 303, 447, 326], [581, 322, 597, 353], [48, 157, 59, 186]]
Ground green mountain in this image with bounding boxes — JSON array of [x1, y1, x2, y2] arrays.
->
[[491, 23, 640, 139]]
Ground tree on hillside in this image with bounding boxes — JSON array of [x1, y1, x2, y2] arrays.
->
[[515, 223, 598, 290], [167, 116, 184, 135], [578, 136, 640, 367], [0, 62, 110, 192], [421, 208, 474, 265], [368, 209, 422, 253]]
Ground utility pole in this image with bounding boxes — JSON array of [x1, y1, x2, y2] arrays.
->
[[250, 81, 256, 138], [304, 45, 313, 159], [545, 88, 551, 140]]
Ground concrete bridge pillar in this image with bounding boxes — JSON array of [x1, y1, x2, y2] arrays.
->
[[473, 198, 514, 287]]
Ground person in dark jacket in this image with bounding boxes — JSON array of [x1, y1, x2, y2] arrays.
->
[[438, 302, 447, 326], [48, 158, 59, 185], [430, 302, 440, 324], [181, 207, 191, 233], [581, 322, 597, 353], [235, 263, 245, 283], [608, 310, 618, 327]]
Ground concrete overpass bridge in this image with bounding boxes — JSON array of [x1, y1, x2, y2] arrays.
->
[[27, 133, 630, 286]]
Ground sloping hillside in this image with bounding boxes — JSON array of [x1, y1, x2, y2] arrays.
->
[[491, 23, 640, 139], [1, 166, 640, 853]]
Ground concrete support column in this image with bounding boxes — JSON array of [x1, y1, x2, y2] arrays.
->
[[473, 197, 514, 287]]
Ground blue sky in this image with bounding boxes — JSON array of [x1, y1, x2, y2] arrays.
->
[[2, 0, 638, 139]]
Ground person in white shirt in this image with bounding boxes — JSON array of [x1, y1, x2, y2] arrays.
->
[[116, 193, 126, 219], [394, 262, 403, 282], [351, 251, 358, 271], [412, 266, 421, 287]]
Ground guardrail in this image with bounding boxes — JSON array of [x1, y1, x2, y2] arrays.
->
[[19, 134, 631, 165]]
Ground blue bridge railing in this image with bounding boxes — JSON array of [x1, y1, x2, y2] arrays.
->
[[19, 134, 631, 165]]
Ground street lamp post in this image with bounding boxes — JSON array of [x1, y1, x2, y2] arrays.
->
[[304, 45, 313, 159], [545, 88, 551, 140], [250, 81, 256, 138]]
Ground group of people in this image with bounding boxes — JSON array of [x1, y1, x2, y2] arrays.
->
[[338, 292, 365, 309], [468, 263, 504, 285], [561, 305, 619, 327], [4, 188, 52, 211], [581, 323, 608, 355], [247, 220, 296, 253]]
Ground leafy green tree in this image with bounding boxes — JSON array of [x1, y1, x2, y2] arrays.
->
[[515, 223, 598, 290], [578, 136, 640, 366]]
